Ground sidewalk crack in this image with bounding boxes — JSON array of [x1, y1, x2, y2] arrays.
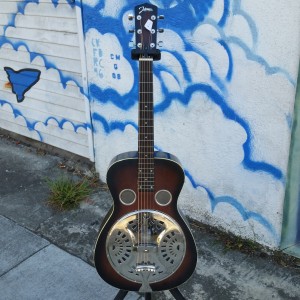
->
[[0, 244, 50, 279]]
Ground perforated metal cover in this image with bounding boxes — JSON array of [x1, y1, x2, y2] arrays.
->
[[106, 210, 186, 291]]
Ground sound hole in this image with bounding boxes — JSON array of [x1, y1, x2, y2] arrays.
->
[[119, 189, 136, 205], [155, 190, 172, 206]]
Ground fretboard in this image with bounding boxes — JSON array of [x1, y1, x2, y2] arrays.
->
[[138, 58, 154, 192]]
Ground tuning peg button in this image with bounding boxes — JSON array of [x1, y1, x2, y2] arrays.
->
[[128, 14, 134, 20], [158, 41, 163, 47], [158, 29, 164, 33], [158, 15, 165, 20], [129, 29, 135, 33]]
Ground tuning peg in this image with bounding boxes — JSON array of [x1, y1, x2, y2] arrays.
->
[[158, 41, 163, 47], [129, 41, 135, 48], [128, 14, 134, 20], [158, 15, 165, 20], [158, 29, 164, 33], [129, 29, 135, 33]]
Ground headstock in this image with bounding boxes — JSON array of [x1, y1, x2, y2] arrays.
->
[[130, 3, 163, 61]]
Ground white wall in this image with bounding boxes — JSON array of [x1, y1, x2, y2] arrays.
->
[[82, 0, 300, 248]]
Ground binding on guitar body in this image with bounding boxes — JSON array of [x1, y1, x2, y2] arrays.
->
[[94, 3, 197, 294]]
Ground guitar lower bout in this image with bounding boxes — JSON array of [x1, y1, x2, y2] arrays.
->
[[94, 151, 197, 292]]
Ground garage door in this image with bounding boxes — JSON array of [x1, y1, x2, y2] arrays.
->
[[0, 0, 93, 159]]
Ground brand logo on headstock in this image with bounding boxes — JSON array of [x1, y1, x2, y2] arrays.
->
[[139, 6, 153, 14]]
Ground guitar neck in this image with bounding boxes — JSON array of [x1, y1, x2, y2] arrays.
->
[[138, 57, 154, 192]]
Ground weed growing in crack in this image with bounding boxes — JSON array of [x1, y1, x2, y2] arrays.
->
[[46, 177, 92, 210]]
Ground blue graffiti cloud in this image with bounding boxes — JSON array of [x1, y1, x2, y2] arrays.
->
[[92, 112, 138, 134], [184, 170, 279, 242], [91, 112, 278, 241], [0, 37, 85, 95], [150, 0, 214, 29], [4, 67, 41, 102], [3, 0, 39, 33], [92, 78, 283, 180], [44, 117, 92, 132], [0, 99, 91, 141], [0, 99, 42, 140]]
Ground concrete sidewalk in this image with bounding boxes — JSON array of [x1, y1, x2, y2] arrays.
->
[[0, 135, 300, 300]]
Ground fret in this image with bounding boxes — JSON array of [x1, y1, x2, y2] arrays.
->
[[140, 120, 153, 123], [138, 159, 154, 161], [138, 180, 154, 182]]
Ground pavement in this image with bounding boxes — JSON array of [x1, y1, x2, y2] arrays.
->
[[0, 134, 300, 300]]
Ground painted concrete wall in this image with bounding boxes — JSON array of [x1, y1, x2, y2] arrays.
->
[[82, 0, 300, 249], [1, 0, 300, 250], [0, 0, 93, 158]]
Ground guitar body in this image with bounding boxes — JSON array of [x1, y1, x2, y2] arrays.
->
[[94, 151, 197, 292], [93, 3, 197, 293]]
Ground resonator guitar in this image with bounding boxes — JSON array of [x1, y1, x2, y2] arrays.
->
[[94, 3, 197, 294]]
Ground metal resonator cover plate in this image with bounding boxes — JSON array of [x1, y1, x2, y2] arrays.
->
[[106, 210, 186, 288]]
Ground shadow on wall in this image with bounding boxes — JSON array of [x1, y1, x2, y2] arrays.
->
[[281, 70, 300, 258]]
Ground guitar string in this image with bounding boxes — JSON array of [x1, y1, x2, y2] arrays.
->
[[146, 58, 152, 263], [142, 57, 146, 267], [146, 57, 149, 267], [144, 58, 146, 267], [146, 58, 149, 266], [138, 17, 144, 270], [138, 28, 155, 272], [144, 58, 147, 266], [148, 57, 154, 268], [138, 55, 142, 269], [149, 28, 154, 271]]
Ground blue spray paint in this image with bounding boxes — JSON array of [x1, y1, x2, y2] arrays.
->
[[184, 169, 279, 242], [92, 112, 280, 240], [45, 117, 92, 132], [4, 67, 41, 102], [0, 36, 85, 95], [0, 99, 91, 141], [218, 39, 233, 81], [227, 37, 296, 86], [0, 99, 42, 140], [92, 112, 138, 134]]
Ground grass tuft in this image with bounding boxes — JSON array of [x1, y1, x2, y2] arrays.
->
[[46, 177, 92, 210]]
